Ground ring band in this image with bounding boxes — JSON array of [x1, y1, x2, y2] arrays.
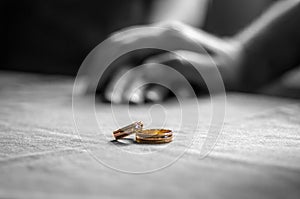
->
[[136, 129, 172, 138], [136, 136, 173, 144]]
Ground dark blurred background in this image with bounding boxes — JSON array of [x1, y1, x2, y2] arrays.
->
[[2, 0, 275, 76]]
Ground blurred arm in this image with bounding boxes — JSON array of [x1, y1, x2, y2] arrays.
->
[[235, 0, 300, 90], [149, 0, 210, 27]]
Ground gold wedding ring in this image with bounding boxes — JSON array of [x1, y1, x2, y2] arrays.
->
[[136, 129, 173, 144], [113, 121, 143, 140], [113, 122, 173, 144]]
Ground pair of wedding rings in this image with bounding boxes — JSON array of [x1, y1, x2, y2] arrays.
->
[[113, 121, 173, 144]]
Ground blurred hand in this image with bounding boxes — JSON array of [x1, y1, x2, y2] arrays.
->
[[82, 21, 244, 103]]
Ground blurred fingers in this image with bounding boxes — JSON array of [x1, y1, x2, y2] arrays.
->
[[141, 63, 195, 100], [145, 85, 169, 103], [104, 66, 132, 104], [123, 75, 146, 104]]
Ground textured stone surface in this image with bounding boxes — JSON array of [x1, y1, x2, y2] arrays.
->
[[0, 71, 299, 199]]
